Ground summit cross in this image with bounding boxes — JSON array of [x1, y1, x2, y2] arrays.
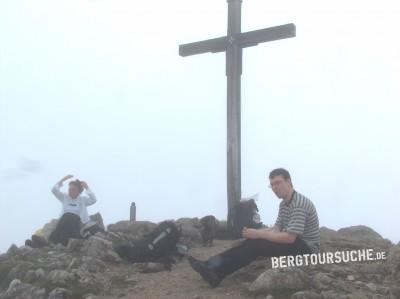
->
[[179, 0, 296, 228]]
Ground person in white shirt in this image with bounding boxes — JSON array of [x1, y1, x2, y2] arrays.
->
[[48, 174, 97, 245]]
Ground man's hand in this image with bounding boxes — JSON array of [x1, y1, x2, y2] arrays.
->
[[242, 227, 262, 239], [80, 181, 89, 190]]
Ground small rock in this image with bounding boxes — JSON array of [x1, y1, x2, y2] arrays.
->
[[249, 268, 308, 295], [346, 275, 355, 281], [6, 244, 19, 257], [389, 286, 400, 298], [312, 273, 334, 290], [54, 244, 65, 251], [7, 263, 34, 282], [67, 258, 80, 270], [320, 290, 341, 299], [67, 238, 84, 251], [175, 218, 202, 246], [134, 262, 166, 273], [47, 270, 76, 287], [387, 244, 400, 278], [36, 268, 46, 280], [124, 275, 138, 284], [17, 245, 33, 255], [84, 236, 114, 261], [366, 282, 377, 292], [3, 279, 46, 299], [359, 262, 387, 276], [25, 268, 46, 283], [291, 290, 322, 299], [107, 221, 157, 237], [24, 270, 37, 283], [105, 249, 122, 263], [48, 288, 72, 299], [80, 256, 107, 273]]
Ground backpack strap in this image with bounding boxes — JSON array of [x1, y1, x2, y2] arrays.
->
[[147, 226, 173, 250]]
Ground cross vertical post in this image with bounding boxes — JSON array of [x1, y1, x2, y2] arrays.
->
[[226, 0, 242, 229]]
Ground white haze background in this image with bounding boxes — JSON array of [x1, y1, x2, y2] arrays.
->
[[0, 0, 399, 252]]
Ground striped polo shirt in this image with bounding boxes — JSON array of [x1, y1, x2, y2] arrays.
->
[[275, 190, 320, 253]]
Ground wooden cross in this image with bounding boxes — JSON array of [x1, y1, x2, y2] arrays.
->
[[179, 0, 296, 229]]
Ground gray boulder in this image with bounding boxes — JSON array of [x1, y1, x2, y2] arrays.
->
[[249, 268, 309, 295], [390, 286, 400, 299], [83, 235, 121, 263], [2, 279, 46, 299], [107, 220, 157, 237], [5, 245, 18, 258], [132, 262, 167, 273], [320, 225, 392, 252], [79, 256, 107, 273], [47, 288, 71, 299], [47, 270, 76, 287], [24, 268, 46, 284], [387, 244, 400, 279], [175, 217, 202, 246], [311, 272, 335, 291], [291, 290, 322, 299]]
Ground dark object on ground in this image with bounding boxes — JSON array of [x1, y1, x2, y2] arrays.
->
[[114, 221, 182, 269], [25, 235, 48, 248], [200, 215, 219, 246], [188, 256, 222, 288], [231, 199, 262, 239], [49, 213, 82, 246], [81, 220, 106, 239]]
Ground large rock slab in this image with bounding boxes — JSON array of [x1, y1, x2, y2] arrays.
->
[[320, 225, 392, 252]]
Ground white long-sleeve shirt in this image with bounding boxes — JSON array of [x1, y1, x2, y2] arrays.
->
[[51, 182, 97, 223]]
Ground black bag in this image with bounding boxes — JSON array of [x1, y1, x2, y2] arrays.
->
[[80, 220, 106, 239], [114, 221, 182, 267], [231, 199, 263, 239]]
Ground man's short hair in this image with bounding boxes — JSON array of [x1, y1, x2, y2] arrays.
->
[[69, 179, 84, 194], [269, 168, 291, 181]]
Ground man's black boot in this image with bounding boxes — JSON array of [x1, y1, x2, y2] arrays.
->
[[188, 256, 222, 287]]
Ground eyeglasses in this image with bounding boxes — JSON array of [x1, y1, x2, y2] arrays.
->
[[268, 180, 285, 188]]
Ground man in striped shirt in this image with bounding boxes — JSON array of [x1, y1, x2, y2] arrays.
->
[[188, 168, 320, 287]]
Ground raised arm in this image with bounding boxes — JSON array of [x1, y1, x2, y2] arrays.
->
[[80, 181, 97, 206], [51, 174, 73, 201]]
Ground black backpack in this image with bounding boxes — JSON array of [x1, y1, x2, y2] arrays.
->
[[231, 199, 263, 239], [114, 221, 182, 268]]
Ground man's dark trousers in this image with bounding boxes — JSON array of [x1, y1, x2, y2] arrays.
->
[[207, 237, 312, 279]]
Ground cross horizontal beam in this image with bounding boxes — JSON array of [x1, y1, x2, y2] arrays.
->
[[179, 23, 295, 57]]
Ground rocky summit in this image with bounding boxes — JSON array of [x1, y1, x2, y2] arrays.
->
[[0, 218, 399, 299]]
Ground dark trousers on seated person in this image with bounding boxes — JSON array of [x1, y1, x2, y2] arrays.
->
[[49, 213, 82, 246], [207, 237, 312, 279]]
